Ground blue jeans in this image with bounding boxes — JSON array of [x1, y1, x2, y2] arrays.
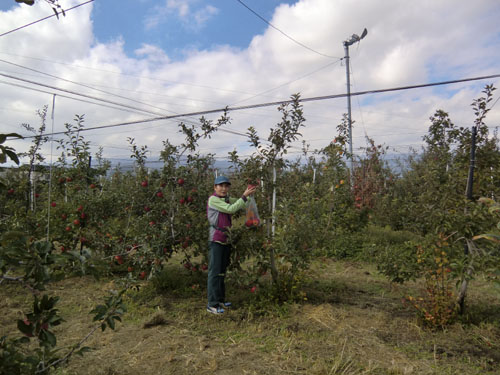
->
[[207, 241, 231, 308]]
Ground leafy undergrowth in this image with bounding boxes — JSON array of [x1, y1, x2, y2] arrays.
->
[[1, 258, 499, 375]]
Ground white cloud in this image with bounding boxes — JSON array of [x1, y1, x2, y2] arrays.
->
[[1, 0, 499, 165], [144, 0, 218, 31], [134, 44, 170, 65], [193, 5, 219, 29]]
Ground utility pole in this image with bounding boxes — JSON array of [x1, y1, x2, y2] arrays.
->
[[343, 28, 367, 179]]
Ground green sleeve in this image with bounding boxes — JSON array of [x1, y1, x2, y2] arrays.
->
[[208, 195, 247, 214]]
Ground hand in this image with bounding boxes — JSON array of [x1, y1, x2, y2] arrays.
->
[[243, 185, 257, 197]]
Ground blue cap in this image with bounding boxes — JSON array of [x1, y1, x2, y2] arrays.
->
[[214, 176, 231, 185]]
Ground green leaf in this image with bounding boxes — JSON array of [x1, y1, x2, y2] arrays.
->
[[0, 132, 23, 144], [17, 319, 33, 336], [4, 149, 20, 165], [106, 316, 115, 330], [15, 0, 35, 5], [40, 330, 57, 348]]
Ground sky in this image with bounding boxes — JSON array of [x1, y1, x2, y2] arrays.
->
[[1, 0, 500, 168]]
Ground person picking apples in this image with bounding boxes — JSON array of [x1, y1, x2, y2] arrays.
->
[[206, 175, 257, 314]]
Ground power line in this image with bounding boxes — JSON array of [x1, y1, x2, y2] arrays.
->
[[0, 58, 183, 116], [0, 0, 94, 37], [0, 71, 175, 116], [2, 61, 289, 134], [13, 73, 500, 139], [0, 77, 252, 139], [230, 58, 342, 106], [0, 79, 158, 116], [0, 52, 267, 97], [235, 0, 339, 59]]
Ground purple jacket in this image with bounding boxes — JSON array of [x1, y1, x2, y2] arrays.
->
[[207, 193, 247, 244]]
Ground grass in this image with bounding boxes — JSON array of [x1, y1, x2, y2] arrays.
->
[[1, 256, 499, 375]]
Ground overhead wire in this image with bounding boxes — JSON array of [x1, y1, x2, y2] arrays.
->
[[0, 79, 158, 116], [0, 75, 253, 141], [12, 72, 500, 139], [235, 0, 339, 59], [230, 58, 342, 106], [0, 58, 186, 116], [0, 51, 270, 98], [0, 0, 94, 37], [0, 70, 250, 140], [0, 73, 253, 142], [0, 59, 230, 135]]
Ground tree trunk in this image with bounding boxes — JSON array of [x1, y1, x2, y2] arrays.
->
[[456, 240, 474, 314]]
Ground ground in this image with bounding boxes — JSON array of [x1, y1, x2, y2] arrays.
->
[[1, 258, 499, 375]]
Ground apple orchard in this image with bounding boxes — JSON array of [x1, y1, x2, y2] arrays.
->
[[1, 89, 500, 373]]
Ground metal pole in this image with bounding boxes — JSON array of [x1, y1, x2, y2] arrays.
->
[[47, 94, 56, 242], [458, 125, 477, 313], [344, 42, 354, 179], [465, 125, 477, 201], [272, 165, 276, 237]]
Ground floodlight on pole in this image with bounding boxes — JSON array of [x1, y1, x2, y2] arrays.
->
[[343, 28, 367, 180]]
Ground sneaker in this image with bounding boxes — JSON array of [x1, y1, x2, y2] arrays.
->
[[207, 305, 224, 314], [219, 302, 232, 308]]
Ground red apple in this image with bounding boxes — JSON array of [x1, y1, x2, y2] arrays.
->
[[114, 255, 124, 265], [201, 264, 208, 271], [187, 196, 193, 203], [161, 209, 167, 216], [144, 206, 151, 212], [61, 213, 67, 219], [66, 177, 72, 182], [73, 219, 80, 226], [80, 213, 86, 219], [65, 226, 71, 232], [51, 202, 57, 207], [127, 266, 134, 272], [179, 197, 186, 205], [139, 271, 146, 280], [89, 183, 96, 189], [156, 191, 163, 198], [177, 178, 185, 186], [7, 188, 14, 194], [141, 180, 148, 187], [77, 205, 83, 212], [250, 286, 257, 293]]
